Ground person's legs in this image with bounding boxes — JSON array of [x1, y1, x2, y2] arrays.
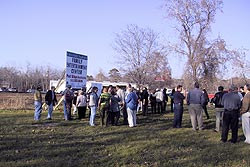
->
[[73, 104, 77, 115], [104, 109, 110, 126], [78, 107, 82, 119], [178, 105, 184, 128], [173, 104, 179, 128], [196, 105, 203, 130], [123, 105, 128, 125], [115, 112, 120, 125], [215, 108, 220, 131], [132, 109, 137, 126], [203, 105, 210, 119], [142, 104, 146, 116], [127, 108, 134, 127], [242, 112, 250, 143], [99, 108, 105, 126], [189, 104, 197, 130], [82, 106, 86, 118], [221, 111, 230, 142], [63, 101, 68, 120], [89, 106, 96, 126], [34, 101, 42, 120], [47, 103, 53, 119], [110, 112, 115, 125], [230, 112, 239, 143]]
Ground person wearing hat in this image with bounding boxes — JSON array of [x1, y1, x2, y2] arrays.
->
[[221, 85, 241, 143], [45, 86, 58, 120], [34, 85, 42, 121]]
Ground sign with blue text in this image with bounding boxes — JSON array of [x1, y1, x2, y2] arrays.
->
[[66, 51, 88, 89]]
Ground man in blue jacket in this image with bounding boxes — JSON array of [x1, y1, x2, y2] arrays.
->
[[221, 85, 241, 143], [45, 86, 57, 120], [125, 84, 138, 128], [187, 82, 205, 131]]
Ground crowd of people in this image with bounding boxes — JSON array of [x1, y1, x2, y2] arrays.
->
[[33, 82, 250, 144]]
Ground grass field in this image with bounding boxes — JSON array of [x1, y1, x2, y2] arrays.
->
[[0, 106, 250, 167]]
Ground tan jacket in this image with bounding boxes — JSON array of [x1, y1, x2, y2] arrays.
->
[[241, 91, 250, 114], [34, 90, 42, 102]]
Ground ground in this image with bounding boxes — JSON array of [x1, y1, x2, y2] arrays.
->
[[0, 107, 250, 167]]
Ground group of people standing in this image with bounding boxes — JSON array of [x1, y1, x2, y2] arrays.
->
[[170, 82, 250, 144], [33, 83, 139, 128], [86, 84, 138, 127], [33, 81, 250, 144]]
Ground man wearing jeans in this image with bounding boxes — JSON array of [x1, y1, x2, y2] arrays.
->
[[62, 85, 74, 121], [240, 84, 250, 144], [34, 85, 42, 121], [45, 86, 57, 120], [88, 86, 99, 126]]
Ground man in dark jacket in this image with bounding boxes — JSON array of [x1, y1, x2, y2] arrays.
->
[[45, 86, 57, 120], [141, 87, 149, 116], [212, 86, 225, 132], [221, 85, 241, 143], [173, 85, 185, 128]]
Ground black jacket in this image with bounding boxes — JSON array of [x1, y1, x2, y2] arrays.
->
[[45, 90, 57, 106]]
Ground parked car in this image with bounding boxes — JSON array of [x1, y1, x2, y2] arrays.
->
[[0, 87, 8, 92], [26, 89, 36, 93], [8, 88, 18, 92]]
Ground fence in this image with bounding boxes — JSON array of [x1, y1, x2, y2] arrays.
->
[[0, 93, 44, 110]]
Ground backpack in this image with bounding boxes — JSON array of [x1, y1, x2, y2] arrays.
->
[[65, 89, 73, 102]]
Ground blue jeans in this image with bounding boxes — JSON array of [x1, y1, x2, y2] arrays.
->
[[173, 103, 183, 128], [63, 101, 72, 120], [89, 106, 97, 126], [34, 100, 42, 120], [47, 103, 53, 118]]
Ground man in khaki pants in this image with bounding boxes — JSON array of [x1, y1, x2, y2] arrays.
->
[[187, 82, 205, 131]]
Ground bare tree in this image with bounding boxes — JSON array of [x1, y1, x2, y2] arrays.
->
[[113, 24, 171, 86], [95, 69, 108, 82], [163, 0, 245, 90], [108, 68, 122, 82], [0, 64, 63, 92]]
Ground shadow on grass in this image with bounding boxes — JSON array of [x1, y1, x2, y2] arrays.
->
[[1, 109, 250, 167]]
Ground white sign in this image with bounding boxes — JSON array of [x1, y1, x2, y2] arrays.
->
[[66, 51, 88, 89]]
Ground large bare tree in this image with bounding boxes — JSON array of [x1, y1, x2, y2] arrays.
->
[[113, 24, 171, 87], [163, 0, 245, 90]]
